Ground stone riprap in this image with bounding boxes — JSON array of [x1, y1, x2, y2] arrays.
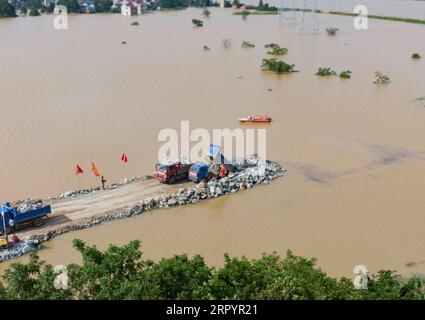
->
[[0, 157, 285, 263]]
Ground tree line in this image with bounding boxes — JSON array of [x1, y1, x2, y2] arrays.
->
[[0, 239, 424, 300]]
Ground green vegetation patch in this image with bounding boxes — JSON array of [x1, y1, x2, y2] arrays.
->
[[339, 70, 352, 79], [265, 43, 288, 56], [412, 53, 421, 60], [315, 67, 337, 76], [2, 239, 425, 300], [261, 58, 295, 74], [241, 41, 255, 48], [192, 18, 203, 27]]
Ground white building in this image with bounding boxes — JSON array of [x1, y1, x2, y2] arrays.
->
[[121, 0, 144, 16]]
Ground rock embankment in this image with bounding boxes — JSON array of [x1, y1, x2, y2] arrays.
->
[[0, 157, 285, 263]]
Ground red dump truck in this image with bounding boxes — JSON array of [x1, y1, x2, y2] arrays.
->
[[154, 161, 192, 184]]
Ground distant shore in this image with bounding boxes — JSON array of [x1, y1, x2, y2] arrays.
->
[[234, 7, 425, 26]]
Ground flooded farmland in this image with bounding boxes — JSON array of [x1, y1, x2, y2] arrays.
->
[[0, 6, 425, 277]]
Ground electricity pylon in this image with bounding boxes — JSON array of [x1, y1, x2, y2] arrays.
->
[[278, 0, 296, 26], [298, 0, 319, 35]]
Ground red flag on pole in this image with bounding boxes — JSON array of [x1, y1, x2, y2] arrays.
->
[[91, 162, 101, 177], [75, 165, 84, 175], [121, 153, 128, 163]]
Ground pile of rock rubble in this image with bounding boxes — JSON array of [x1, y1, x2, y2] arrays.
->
[[11, 199, 45, 214], [0, 157, 285, 263]]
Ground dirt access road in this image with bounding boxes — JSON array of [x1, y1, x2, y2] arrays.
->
[[17, 178, 192, 238]]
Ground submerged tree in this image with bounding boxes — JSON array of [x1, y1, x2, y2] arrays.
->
[[20, 6, 27, 15], [326, 27, 339, 36], [192, 18, 203, 27], [222, 38, 232, 49], [261, 58, 295, 74], [56, 0, 81, 13], [339, 70, 352, 79], [29, 6, 40, 16], [374, 71, 391, 85], [241, 41, 255, 48], [202, 8, 210, 18], [315, 67, 337, 76], [2, 240, 425, 300], [411, 53, 421, 60], [265, 43, 288, 56]]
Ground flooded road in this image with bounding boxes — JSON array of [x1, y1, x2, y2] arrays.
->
[[0, 7, 425, 277]]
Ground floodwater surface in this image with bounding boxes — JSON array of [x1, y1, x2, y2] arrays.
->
[[0, 7, 425, 277]]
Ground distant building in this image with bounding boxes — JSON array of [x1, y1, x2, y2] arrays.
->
[[120, 0, 145, 15]]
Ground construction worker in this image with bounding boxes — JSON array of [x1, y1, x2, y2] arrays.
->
[[101, 176, 107, 190], [219, 164, 227, 178]]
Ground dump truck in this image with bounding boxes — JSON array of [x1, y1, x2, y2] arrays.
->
[[0, 203, 51, 235], [206, 144, 236, 173], [189, 163, 210, 183], [154, 161, 192, 184]]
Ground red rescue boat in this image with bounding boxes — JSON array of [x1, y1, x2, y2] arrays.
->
[[239, 115, 272, 123]]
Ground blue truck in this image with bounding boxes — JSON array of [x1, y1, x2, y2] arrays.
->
[[189, 163, 210, 183], [0, 203, 51, 234]]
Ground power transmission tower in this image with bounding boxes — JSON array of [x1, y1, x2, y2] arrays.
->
[[298, 0, 319, 35], [278, 0, 296, 26]]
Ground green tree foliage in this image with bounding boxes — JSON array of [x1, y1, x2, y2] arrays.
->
[[29, 0, 42, 8], [265, 43, 288, 55], [261, 58, 295, 74], [0, 0, 17, 17], [339, 70, 352, 79], [315, 67, 337, 76], [411, 53, 421, 60], [143, 255, 212, 299], [67, 239, 149, 299], [46, 2, 55, 13], [326, 27, 339, 36], [95, 0, 112, 12], [202, 8, 210, 18], [57, 0, 81, 13], [20, 6, 28, 15], [29, 6, 40, 16], [315, 68, 351, 79], [241, 41, 255, 48], [374, 71, 391, 84], [192, 18, 203, 27], [1, 240, 425, 300]]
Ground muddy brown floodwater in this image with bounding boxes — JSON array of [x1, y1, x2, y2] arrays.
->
[[0, 8, 425, 277]]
